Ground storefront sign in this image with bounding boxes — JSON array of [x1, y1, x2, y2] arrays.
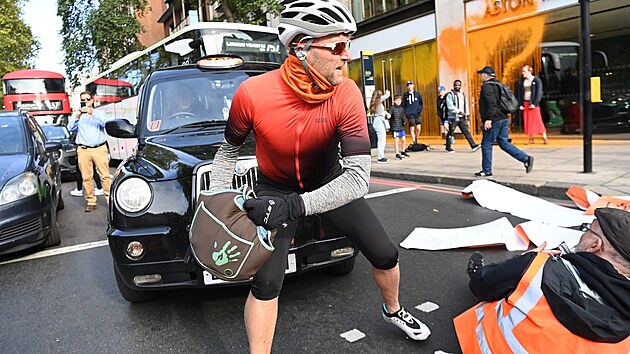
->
[[361, 51, 375, 108], [467, 0, 578, 30]]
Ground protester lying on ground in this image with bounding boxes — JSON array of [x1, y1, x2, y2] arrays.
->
[[454, 207, 630, 353]]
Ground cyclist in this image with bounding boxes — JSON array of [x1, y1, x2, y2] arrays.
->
[[209, 1, 430, 352]]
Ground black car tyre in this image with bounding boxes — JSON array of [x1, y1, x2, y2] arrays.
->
[[326, 257, 356, 275], [113, 264, 157, 303], [43, 207, 61, 247]]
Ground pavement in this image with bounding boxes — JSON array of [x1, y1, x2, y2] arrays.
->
[[370, 133, 630, 199]]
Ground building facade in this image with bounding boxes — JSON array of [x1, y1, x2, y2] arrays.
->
[[346, 0, 630, 137]]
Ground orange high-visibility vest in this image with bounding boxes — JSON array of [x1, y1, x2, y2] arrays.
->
[[454, 253, 630, 353]]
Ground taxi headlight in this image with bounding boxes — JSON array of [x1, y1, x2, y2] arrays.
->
[[0, 172, 38, 206], [116, 177, 152, 212]]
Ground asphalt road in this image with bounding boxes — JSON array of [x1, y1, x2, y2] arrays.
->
[[0, 177, 562, 353]]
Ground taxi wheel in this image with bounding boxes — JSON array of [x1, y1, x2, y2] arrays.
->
[[44, 207, 61, 247], [326, 257, 356, 275], [114, 265, 157, 303]]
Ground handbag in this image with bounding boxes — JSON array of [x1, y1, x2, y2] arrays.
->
[[189, 186, 277, 281], [383, 118, 390, 130]]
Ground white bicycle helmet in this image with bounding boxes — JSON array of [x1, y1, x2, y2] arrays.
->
[[278, 0, 357, 47]]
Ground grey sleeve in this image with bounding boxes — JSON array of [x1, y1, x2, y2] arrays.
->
[[301, 154, 370, 215], [445, 93, 459, 115], [207, 140, 241, 190]]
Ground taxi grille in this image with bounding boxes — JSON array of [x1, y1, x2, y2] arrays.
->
[[195, 159, 258, 195], [0, 218, 41, 241]]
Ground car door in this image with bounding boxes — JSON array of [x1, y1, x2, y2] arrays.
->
[[25, 113, 59, 207]]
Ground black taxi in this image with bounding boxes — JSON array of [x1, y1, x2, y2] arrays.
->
[[105, 56, 357, 302]]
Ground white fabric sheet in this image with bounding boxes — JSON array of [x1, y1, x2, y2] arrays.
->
[[515, 221, 583, 250], [400, 217, 529, 251], [462, 180, 594, 227]]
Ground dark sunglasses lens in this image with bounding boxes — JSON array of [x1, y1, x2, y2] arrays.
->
[[332, 42, 347, 55]]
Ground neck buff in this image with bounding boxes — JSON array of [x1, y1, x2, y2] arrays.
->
[[280, 54, 336, 104]]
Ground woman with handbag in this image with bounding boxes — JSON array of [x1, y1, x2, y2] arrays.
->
[[519, 65, 548, 144], [369, 89, 391, 163]]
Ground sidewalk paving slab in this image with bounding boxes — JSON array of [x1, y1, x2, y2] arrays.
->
[[370, 134, 630, 199]]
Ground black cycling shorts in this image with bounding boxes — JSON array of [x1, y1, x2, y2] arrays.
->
[[250, 183, 399, 301]]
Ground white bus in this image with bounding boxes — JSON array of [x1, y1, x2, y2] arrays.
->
[[79, 22, 286, 160]]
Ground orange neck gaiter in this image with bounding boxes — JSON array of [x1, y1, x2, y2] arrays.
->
[[280, 54, 336, 104]]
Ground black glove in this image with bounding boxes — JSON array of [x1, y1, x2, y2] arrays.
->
[[243, 193, 304, 229]]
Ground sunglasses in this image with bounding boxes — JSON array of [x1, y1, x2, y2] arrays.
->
[[580, 223, 604, 239], [304, 40, 351, 55]]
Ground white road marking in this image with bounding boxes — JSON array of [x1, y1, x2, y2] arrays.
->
[[340, 328, 365, 342], [0, 240, 109, 266], [365, 187, 416, 199], [416, 301, 440, 313], [1, 188, 418, 266]]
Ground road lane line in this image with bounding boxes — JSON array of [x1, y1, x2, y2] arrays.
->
[[365, 187, 417, 199], [0, 240, 109, 266]]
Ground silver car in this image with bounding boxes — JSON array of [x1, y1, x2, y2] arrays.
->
[[41, 124, 77, 179]]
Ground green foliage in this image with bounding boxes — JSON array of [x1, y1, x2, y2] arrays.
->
[[58, 0, 147, 86], [0, 0, 40, 101], [88, 0, 147, 70], [57, 0, 95, 87], [220, 0, 283, 25]]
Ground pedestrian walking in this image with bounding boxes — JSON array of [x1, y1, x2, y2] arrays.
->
[[369, 89, 390, 163], [518, 65, 548, 144], [389, 94, 409, 160], [67, 91, 112, 212], [445, 80, 479, 153], [437, 86, 453, 145], [403, 80, 423, 144], [475, 66, 533, 177], [208, 1, 431, 351]]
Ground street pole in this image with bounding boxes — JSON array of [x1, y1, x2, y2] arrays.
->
[[580, 0, 593, 173]]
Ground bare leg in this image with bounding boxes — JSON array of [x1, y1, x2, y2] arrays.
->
[[542, 132, 548, 144], [409, 126, 416, 143], [245, 292, 278, 354], [372, 264, 400, 313], [416, 124, 422, 142]]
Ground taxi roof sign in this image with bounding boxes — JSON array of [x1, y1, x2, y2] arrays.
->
[[196, 55, 244, 69]]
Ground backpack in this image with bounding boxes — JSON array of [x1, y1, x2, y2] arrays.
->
[[437, 95, 447, 120], [486, 81, 519, 114], [406, 143, 430, 152]]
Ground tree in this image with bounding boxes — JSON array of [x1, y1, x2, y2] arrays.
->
[[87, 0, 147, 70], [57, 0, 95, 87], [0, 0, 40, 102], [58, 0, 147, 86], [219, 0, 283, 25]]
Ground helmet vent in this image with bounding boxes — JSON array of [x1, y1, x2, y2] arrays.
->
[[320, 8, 343, 22], [302, 14, 328, 25], [334, 5, 352, 23]]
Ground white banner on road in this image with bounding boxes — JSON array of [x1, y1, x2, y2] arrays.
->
[[400, 217, 529, 251], [462, 180, 594, 227]]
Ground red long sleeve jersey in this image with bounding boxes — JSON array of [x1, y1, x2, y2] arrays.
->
[[224, 70, 370, 190]]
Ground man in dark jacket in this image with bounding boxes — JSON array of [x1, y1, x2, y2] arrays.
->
[[403, 80, 423, 144], [456, 208, 630, 352], [475, 66, 533, 177]]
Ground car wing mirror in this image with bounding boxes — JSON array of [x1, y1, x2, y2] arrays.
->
[[44, 141, 62, 153], [106, 119, 137, 139]]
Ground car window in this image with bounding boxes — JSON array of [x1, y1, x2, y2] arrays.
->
[[41, 125, 69, 140], [0, 116, 27, 155], [26, 114, 46, 154], [144, 72, 251, 135]]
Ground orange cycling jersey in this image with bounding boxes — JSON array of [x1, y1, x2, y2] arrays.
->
[[225, 70, 370, 190]]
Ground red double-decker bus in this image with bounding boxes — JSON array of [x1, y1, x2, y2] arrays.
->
[[2, 69, 71, 124], [85, 77, 133, 106]]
